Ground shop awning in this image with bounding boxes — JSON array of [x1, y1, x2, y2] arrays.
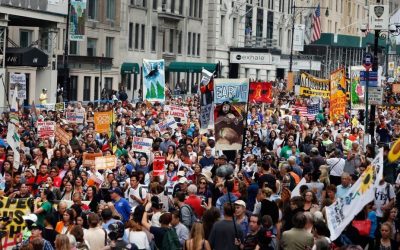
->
[[168, 62, 217, 73], [5, 47, 48, 67], [121, 62, 140, 74]]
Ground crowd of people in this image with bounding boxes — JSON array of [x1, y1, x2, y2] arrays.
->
[[0, 80, 400, 250]]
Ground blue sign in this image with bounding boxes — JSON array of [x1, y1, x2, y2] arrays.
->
[[360, 71, 378, 87]]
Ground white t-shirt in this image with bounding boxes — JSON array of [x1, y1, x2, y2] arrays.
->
[[374, 182, 396, 217], [124, 230, 150, 250], [125, 185, 147, 208], [326, 158, 345, 177]]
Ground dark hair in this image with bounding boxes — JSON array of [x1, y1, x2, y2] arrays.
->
[[175, 191, 186, 202], [223, 203, 234, 217], [250, 214, 261, 225], [292, 212, 307, 229], [159, 212, 172, 225], [171, 210, 180, 219], [101, 208, 113, 221], [313, 220, 331, 237], [88, 213, 100, 228]]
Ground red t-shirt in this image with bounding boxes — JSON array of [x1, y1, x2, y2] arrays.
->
[[185, 194, 204, 218], [53, 176, 62, 187], [35, 174, 48, 185]]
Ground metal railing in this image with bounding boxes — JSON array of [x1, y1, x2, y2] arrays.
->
[[243, 36, 278, 48]]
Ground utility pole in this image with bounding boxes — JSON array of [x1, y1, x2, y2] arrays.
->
[[63, 0, 71, 102]]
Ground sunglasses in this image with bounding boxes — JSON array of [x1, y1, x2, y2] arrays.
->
[[199, 182, 207, 184]]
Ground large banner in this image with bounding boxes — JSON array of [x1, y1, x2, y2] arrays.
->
[[6, 90, 20, 169], [326, 149, 383, 240], [0, 197, 31, 249], [199, 69, 214, 130], [249, 81, 273, 103], [94, 111, 112, 134], [350, 66, 366, 110], [9, 73, 26, 100], [213, 78, 249, 151], [299, 72, 330, 98], [70, 0, 87, 41], [330, 68, 347, 121], [143, 59, 165, 102]]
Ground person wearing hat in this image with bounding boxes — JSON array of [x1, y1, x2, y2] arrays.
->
[[109, 187, 132, 223], [21, 213, 38, 241], [234, 200, 249, 235], [39, 88, 48, 105], [21, 223, 54, 250], [172, 176, 189, 197]]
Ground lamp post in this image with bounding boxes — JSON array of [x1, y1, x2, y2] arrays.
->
[[288, 1, 329, 89]]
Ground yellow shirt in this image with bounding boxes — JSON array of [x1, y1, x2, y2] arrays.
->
[[39, 93, 47, 104]]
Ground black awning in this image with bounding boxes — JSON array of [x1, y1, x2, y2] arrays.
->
[[5, 47, 48, 67]]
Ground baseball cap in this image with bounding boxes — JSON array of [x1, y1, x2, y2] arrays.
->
[[22, 214, 38, 223], [344, 133, 349, 137], [178, 177, 188, 184], [109, 187, 123, 196], [31, 223, 43, 230], [25, 166, 36, 176], [234, 200, 246, 208], [177, 171, 185, 177]]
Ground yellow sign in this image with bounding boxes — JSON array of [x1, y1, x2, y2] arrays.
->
[[95, 155, 117, 170], [330, 68, 347, 121], [0, 197, 31, 249], [287, 72, 294, 92], [300, 72, 330, 98], [94, 111, 112, 134]]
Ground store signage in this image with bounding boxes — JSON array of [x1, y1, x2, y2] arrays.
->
[[230, 52, 272, 64]]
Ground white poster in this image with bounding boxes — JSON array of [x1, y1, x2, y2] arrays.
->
[[293, 24, 305, 52], [9, 73, 26, 100]]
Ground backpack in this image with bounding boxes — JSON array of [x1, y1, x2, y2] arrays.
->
[[128, 186, 144, 200], [179, 204, 198, 229], [161, 228, 180, 250]]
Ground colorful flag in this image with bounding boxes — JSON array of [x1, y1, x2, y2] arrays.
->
[[326, 149, 383, 240], [7, 87, 20, 169], [311, 4, 321, 42], [292, 103, 319, 121]]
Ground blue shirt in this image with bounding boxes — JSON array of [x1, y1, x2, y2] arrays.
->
[[216, 192, 238, 217], [336, 185, 351, 199], [368, 210, 378, 238], [114, 197, 132, 222]]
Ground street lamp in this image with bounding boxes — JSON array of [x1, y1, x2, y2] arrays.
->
[[288, 2, 329, 90]]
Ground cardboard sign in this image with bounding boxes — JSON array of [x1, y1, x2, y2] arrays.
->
[[392, 83, 400, 94], [132, 137, 153, 154], [94, 111, 112, 134], [95, 155, 117, 170], [37, 121, 56, 138], [55, 125, 72, 145], [156, 117, 178, 134], [41, 103, 55, 111], [0, 197, 31, 249], [55, 102, 65, 111], [66, 111, 85, 124], [153, 156, 165, 176], [82, 152, 103, 168], [166, 105, 189, 122]]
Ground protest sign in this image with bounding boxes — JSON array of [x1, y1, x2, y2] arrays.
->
[[330, 68, 347, 121], [41, 103, 55, 111], [132, 137, 153, 154], [82, 152, 103, 168], [94, 111, 112, 134], [200, 68, 214, 130], [66, 111, 85, 124], [55, 102, 65, 111], [153, 156, 165, 176], [249, 81, 273, 103], [95, 155, 117, 170], [0, 197, 31, 249], [55, 125, 72, 145], [87, 174, 104, 187], [143, 59, 165, 102], [299, 72, 330, 98], [156, 117, 178, 134], [166, 105, 189, 122], [37, 121, 56, 138], [9, 73, 26, 100], [213, 78, 249, 151]]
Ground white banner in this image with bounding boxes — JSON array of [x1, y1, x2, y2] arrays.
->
[[326, 149, 383, 240], [6, 88, 20, 169], [9, 73, 26, 100], [293, 24, 305, 52], [291, 178, 306, 198]]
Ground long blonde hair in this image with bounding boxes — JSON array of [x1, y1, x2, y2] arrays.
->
[[188, 222, 205, 250]]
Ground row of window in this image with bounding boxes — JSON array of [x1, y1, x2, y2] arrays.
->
[[71, 76, 113, 101], [187, 32, 201, 56], [87, 0, 116, 21], [70, 37, 114, 57], [128, 23, 146, 50]]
